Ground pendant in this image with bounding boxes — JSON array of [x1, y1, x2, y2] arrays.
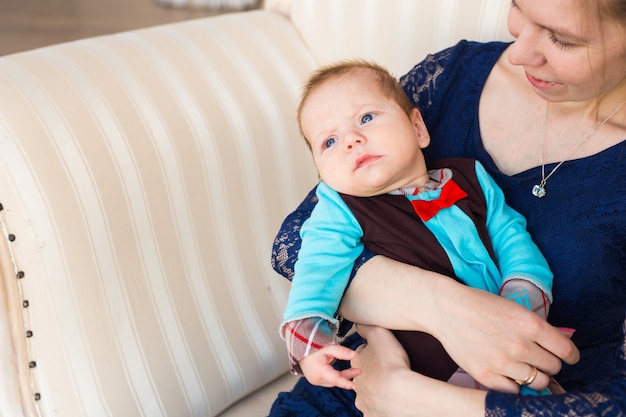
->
[[532, 184, 546, 198]]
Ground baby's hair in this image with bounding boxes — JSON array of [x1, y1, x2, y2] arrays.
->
[[297, 59, 415, 146]]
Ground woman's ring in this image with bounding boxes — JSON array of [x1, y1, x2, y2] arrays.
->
[[515, 366, 538, 386]]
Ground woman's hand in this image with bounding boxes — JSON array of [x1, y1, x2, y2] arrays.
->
[[429, 282, 579, 392], [340, 256, 580, 393], [351, 325, 486, 417]]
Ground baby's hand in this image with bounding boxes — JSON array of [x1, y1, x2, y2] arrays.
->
[[299, 344, 362, 390]]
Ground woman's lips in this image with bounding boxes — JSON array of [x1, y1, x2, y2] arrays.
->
[[525, 71, 558, 89]]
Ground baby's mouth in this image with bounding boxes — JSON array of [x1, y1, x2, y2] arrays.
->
[[355, 154, 381, 170]]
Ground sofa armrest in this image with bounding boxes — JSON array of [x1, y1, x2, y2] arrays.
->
[[0, 1, 521, 416], [0, 9, 316, 417]]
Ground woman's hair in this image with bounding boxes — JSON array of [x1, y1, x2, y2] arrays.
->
[[297, 59, 414, 145], [599, 0, 626, 23], [579, 0, 626, 118]]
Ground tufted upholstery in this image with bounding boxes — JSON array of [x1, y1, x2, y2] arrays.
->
[[0, 1, 512, 416]]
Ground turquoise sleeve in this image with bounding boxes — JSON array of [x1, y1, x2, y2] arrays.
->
[[474, 161, 553, 300], [281, 182, 364, 328]]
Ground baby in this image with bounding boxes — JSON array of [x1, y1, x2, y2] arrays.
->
[[280, 60, 553, 395]]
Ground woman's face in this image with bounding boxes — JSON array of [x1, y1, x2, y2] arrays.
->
[[506, 0, 626, 102]]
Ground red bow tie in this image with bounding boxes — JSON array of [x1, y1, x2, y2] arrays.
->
[[409, 179, 468, 222]]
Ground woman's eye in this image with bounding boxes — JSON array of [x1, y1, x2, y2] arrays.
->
[[361, 113, 375, 125], [324, 138, 337, 149], [548, 33, 575, 50]]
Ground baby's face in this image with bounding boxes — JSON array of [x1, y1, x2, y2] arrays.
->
[[301, 70, 430, 197]]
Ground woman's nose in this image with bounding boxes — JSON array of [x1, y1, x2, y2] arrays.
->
[[507, 25, 546, 68]]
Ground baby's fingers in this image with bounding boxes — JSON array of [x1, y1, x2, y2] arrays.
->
[[340, 367, 362, 382], [322, 344, 359, 361], [332, 367, 362, 390], [334, 378, 357, 390]]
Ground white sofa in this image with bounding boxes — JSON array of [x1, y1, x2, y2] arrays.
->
[[0, 1, 511, 416]]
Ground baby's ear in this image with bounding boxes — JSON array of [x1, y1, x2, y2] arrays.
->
[[410, 108, 430, 148]]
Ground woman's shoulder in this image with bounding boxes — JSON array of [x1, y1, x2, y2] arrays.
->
[[400, 41, 509, 117], [430, 40, 508, 63], [400, 40, 509, 86]]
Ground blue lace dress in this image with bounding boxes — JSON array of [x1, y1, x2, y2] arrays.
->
[[269, 41, 626, 416]]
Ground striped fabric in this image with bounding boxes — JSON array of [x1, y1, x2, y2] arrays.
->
[[0, 10, 316, 417], [0, 1, 516, 416], [154, 0, 259, 9], [291, 0, 513, 77]]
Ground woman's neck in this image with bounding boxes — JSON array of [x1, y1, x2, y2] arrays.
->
[[479, 55, 626, 175]]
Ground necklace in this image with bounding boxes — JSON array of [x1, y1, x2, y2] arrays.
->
[[532, 99, 626, 198]]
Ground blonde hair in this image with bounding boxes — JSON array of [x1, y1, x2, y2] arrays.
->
[[297, 59, 414, 147], [576, 0, 626, 118]]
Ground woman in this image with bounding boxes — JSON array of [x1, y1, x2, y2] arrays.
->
[[270, 0, 626, 415]]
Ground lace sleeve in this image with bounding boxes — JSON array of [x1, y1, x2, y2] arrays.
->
[[271, 186, 319, 280], [399, 46, 451, 111], [486, 314, 626, 416]]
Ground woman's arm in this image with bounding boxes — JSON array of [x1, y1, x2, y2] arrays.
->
[[340, 256, 579, 392], [352, 325, 486, 417], [271, 187, 318, 281], [272, 189, 578, 391], [353, 323, 626, 417]]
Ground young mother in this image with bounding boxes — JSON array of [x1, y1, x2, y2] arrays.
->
[[270, 0, 626, 415]]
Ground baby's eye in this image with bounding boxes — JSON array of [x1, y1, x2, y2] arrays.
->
[[360, 113, 375, 125], [324, 138, 337, 149]]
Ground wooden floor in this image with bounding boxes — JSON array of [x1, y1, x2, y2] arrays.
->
[[0, 0, 254, 57]]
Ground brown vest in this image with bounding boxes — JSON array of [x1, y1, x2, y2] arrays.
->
[[341, 158, 495, 381]]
